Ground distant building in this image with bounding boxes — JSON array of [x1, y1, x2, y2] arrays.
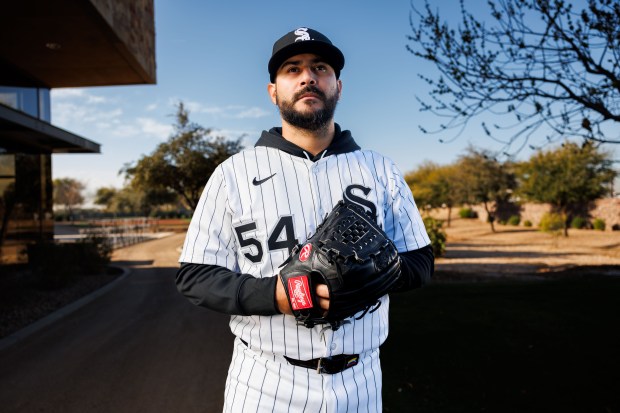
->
[[0, 0, 156, 266]]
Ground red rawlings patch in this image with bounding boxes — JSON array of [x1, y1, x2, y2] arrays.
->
[[299, 244, 312, 262], [287, 275, 314, 310]]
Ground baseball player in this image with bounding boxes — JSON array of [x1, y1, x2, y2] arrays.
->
[[176, 27, 434, 412]]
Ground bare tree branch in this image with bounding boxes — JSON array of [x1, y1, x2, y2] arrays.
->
[[408, 0, 620, 154]]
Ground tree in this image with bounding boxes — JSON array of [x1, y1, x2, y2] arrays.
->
[[454, 147, 516, 232], [94, 187, 117, 211], [94, 185, 178, 216], [122, 102, 244, 211], [53, 177, 85, 220], [408, 0, 620, 152], [516, 141, 616, 235], [405, 161, 460, 226]]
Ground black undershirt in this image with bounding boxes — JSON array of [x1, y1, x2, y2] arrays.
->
[[176, 244, 434, 316]]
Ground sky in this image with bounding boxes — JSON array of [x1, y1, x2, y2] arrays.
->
[[50, 0, 612, 201]]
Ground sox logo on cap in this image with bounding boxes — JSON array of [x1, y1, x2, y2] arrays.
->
[[294, 27, 311, 42]]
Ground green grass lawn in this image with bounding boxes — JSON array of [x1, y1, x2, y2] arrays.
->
[[381, 276, 620, 413]]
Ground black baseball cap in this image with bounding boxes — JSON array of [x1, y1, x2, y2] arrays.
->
[[268, 27, 345, 83]]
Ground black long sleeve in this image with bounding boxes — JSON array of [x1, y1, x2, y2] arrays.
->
[[176, 244, 434, 316], [176, 264, 279, 315], [393, 244, 435, 292]]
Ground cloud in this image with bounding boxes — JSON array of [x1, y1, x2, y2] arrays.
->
[[51, 92, 266, 147], [109, 123, 140, 138], [235, 107, 270, 119], [51, 89, 86, 98], [52, 88, 109, 104], [180, 99, 270, 119], [137, 117, 173, 140], [52, 102, 122, 129], [87, 95, 107, 104], [51, 88, 119, 131], [182, 100, 215, 114], [51, 89, 171, 141]]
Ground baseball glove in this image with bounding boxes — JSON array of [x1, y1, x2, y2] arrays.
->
[[278, 200, 402, 330]]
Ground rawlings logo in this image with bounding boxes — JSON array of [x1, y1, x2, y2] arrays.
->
[[299, 244, 312, 262], [294, 27, 311, 42], [288, 276, 313, 310]]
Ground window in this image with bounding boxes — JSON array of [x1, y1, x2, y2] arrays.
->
[[0, 151, 53, 265], [0, 86, 51, 121]]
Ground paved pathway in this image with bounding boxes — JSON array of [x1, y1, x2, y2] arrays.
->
[[0, 233, 234, 413]]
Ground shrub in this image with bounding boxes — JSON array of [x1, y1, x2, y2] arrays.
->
[[28, 242, 79, 288], [28, 236, 112, 289], [570, 216, 587, 229], [459, 207, 478, 219], [593, 218, 606, 231], [423, 216, 447, 258], [523, 220, 532, 227], [79, 234, 113, 274], [508, 215, 521, 226], [538, 212, 565, 235]]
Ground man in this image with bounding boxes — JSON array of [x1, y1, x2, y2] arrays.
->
[[176, 27, 434, 412]]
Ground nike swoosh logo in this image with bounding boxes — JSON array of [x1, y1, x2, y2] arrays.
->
[[252, 173, 277, 186]]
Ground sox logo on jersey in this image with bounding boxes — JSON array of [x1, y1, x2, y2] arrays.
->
[[344, 184, 377, 220]]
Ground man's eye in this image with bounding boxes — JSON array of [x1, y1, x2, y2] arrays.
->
[[287, 67, 299, 73], [315, 65, 327, 72]]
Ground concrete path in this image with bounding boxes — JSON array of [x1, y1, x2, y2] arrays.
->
[[0, 233, 234, 413]]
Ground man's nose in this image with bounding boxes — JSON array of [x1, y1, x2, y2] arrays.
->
[[300, 68, 317, 85]]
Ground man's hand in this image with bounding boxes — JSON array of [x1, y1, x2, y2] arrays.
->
[[315, 284, 330, 312], [275, 275, 292, 315]]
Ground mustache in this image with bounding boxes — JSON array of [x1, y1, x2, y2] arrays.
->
[[293, 86, 326, 102]]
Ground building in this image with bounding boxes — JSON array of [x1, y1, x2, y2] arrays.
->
[[0, 0, 156, 266]]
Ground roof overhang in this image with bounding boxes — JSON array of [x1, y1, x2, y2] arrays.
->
[[0, 104, 100, 153], [0, 0, 156, 88]]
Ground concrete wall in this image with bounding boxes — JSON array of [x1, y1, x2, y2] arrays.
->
[[89, 0, 156, 83]]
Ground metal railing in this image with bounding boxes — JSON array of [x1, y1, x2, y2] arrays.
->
[[78, 218, 160, 249]]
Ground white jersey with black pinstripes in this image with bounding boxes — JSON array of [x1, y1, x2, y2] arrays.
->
[[179, 141, 430, 412]]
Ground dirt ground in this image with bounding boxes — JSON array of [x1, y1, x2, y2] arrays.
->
[[435, 217, 620, 279]]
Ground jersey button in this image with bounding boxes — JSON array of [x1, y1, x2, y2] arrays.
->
[[330, 343, 337, 350]]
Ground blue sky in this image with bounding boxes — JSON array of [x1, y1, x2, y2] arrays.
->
[[51, 0, 607, 200]]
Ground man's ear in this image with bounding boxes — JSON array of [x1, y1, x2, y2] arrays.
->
[[267, 83, 277, 105], [337, 79, 343, 100]]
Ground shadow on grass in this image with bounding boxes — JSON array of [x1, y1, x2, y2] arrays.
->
[[444, 248, 579, 260], [381, 275, 620, 413], [111, 259, 155, 266]]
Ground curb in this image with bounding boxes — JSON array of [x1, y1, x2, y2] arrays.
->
[[0, 266, 132, 352]]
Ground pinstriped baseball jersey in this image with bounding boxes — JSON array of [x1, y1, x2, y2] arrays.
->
[[224, 337, 383, 412], [179, 139, 431, 360], [176, 25, 434, 412]]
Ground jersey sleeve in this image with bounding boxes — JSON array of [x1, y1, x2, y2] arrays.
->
[[383, 160, 431, 253], [178, 166, 238, 270]]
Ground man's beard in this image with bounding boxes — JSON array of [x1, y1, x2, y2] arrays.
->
[[277, 86, 339, 132]]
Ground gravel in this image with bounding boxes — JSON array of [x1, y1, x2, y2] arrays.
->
[[0, 268, 122, 339]]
